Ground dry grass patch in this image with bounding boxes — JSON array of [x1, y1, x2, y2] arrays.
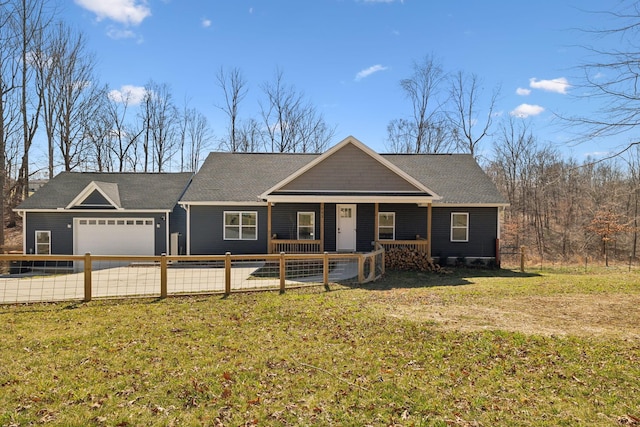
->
[[387, 293, 640, 339], [367, 267, 640, 339]]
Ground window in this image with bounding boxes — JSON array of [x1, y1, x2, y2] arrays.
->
[[378, 212, 395, 240], [451, 212, 469, 242], [224, 211, 258, 240], [297, 212, 315, 240], [35, 231, 51, 254]]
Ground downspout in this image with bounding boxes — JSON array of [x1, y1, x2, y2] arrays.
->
[[165, 210, 170, 255], [185, 204, 191, 255], [427, 202, 432, 260], [20, 211, 26, 254]]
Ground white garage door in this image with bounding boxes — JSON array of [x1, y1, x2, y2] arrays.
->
[[74, 218, 155, 255]]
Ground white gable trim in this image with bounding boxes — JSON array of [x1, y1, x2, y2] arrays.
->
[[259, 136, 442, 201], [65, 181, 123, 210]]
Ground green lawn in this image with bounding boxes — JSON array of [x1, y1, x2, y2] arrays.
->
[[1, 267, 639, 426]]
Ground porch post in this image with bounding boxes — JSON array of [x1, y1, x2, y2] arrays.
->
[[320, 202, 325, 252], [427, 202, 432, 260], [267, 202, 272, 254]]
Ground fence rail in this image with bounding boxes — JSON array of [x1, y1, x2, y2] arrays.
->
[[0, 250, 384, 305]]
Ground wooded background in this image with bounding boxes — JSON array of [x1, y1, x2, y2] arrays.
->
[[2, 0, 639, 264]]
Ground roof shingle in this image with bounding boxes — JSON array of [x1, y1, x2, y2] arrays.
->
[[17, 172, 193, 210]]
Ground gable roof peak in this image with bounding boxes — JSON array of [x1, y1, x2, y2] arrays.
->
[[65, 180, 122, 209], [259, 136, 441, 200]]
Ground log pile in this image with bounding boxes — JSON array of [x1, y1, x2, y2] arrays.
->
[[384, 246, 443, 272]]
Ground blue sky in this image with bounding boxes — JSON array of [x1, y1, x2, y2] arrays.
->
[[61, 0, 625, 159]]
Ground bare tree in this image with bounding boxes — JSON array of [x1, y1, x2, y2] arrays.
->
[[260, 69, 334, 153], [0, 0, 20, 246], [185, 108, 211, 172], [387, 55, 449, 153], [103, 88, 143, 172], [566, 1, 640, 153], [36, 22, 103, 173], [449, 71, 499, 157], [139, 81, 178, 172], [11, 0, 54, 198], [178, 103, 211, 172], [216, 66, 247, 152], [236, 118, 263, 152]]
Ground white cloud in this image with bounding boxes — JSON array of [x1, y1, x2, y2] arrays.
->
[[108, 85, 147, 105], [106, 27, 136, 39], [510, 103, 545, 118], [516, 87, 531, 96], [201, 18, 212, 28], [529, 77, 570, 94], [74, 0, 151, 26], [355, 64, 388, 81]]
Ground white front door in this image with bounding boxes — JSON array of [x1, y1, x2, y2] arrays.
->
[[336, 204, 356, 251]]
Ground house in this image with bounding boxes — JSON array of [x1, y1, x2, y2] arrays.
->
[[15, 172, 192, 256], [179, 136, 508, 264]]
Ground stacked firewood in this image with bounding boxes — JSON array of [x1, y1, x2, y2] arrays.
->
[[384, 247, 443, 272]]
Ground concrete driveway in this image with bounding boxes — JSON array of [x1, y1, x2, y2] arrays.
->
[[0, 259, 359, 304]]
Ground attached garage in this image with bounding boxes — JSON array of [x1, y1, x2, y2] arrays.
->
[[74, 218, 155, 255]]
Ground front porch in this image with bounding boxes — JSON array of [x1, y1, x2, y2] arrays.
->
[[267, 201, 432, 258]]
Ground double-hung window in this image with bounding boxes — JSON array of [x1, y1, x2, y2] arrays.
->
[[224, 211, 257, 240], [35, 230, 51, 254], [297, 212, 315, 240], [378, 212, 395, 240], [450, 212, 469, 242]]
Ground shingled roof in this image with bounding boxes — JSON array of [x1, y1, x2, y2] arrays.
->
[[17, 172, 193, 211], [181, 144, 507, 206]]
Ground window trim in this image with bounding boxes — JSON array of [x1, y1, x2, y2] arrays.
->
[[297, 211, 315, 240], [377, 212, 395, 240], [450, 212, 469, 242], [223, 211, 258, 241], [35, 230, 51, 254]]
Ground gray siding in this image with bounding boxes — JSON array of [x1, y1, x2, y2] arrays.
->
[[79, 190, 112, 207], [189, 205, 268, 255], [186, 203, 498, 258], [25, 211, 171, 255], [431, 206, 498, 258], [169, 204, 188, 255], [272, 203, 321, 240], [379, 203, 428, 240], [281, 144, 420, 192], [355, 204, 375, 252]]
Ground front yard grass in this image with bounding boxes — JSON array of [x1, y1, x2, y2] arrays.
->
[[0, 267, 639, 426]]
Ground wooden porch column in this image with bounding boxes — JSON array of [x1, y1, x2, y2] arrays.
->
[[267, 202, 272, 254], [320, 202, 325, 252], [427, 202, 432, 260], [374, 202, 379, 244]]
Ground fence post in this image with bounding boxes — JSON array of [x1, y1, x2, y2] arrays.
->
[[279, 252, 286, 293], [520, 246, 525, 273], [358, 255, 364, 283], [160, 253, 167, 298], [323, 252, 329, 285], [224, 252, 231, 296], [83, 253, 92, 302]]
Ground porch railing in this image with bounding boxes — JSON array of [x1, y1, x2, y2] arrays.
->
[[271, 239, 321, 254], [376, 238, 428, 253]]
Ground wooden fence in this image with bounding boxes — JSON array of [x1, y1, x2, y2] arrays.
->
[[0, 249, 385, 305]]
